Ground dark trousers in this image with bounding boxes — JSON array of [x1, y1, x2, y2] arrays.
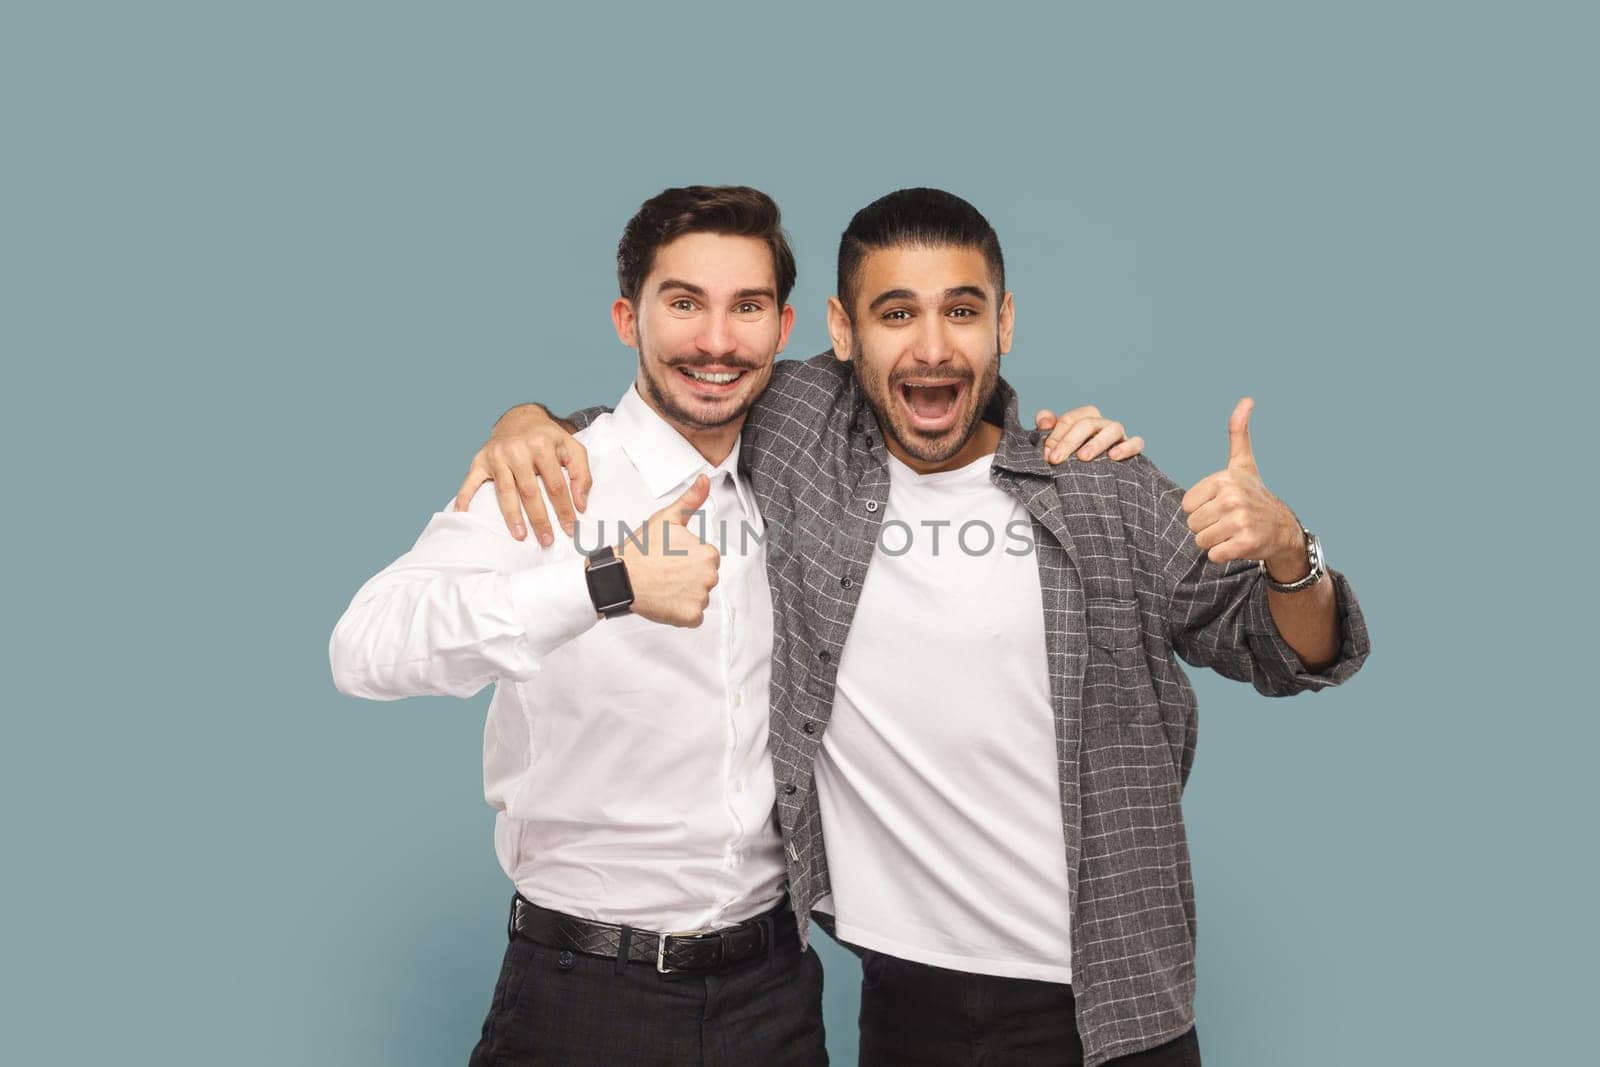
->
[[467, 918, 828, 1066], [857, 949, 1200, 1066]]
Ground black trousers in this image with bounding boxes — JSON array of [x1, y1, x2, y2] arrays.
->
[[858, 949, 1200, 1066], [467, 918, 828, 1066]]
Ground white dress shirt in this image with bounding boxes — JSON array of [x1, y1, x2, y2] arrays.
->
[[813, 452, 1074, 982], [330, 385, 785, 931]]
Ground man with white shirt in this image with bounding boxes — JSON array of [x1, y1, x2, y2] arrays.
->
[[330, 186, 1132, 1066], [331, 186, 823, 1066], [467, 188, 1371, 1066]]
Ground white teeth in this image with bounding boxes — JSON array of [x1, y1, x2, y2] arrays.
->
[[686, 370, 740, 384]]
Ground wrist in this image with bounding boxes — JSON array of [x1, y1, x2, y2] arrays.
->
[[1264, 550, 1311, 585], [1262, 523, 1326, 592], [1262, 511, 1307, 582], [494, 402, 547, 430]]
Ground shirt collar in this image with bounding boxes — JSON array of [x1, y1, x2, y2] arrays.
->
[[611, 383, 745, 498], [985, 377, 1056, 479]]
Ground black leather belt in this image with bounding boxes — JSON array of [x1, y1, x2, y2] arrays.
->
[[509, 894, 796, 975]]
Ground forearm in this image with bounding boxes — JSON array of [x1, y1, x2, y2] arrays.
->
[[330, 569, 555, 699], [1140, 457, 1366, 694], [1264, 574, 1340, 673]]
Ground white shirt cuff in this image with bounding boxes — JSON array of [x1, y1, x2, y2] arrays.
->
[[508, 559, 600, 659]]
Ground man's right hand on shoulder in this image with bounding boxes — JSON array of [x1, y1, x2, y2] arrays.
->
[[613, 474, 721, 628], [454, 403, 592, 546]]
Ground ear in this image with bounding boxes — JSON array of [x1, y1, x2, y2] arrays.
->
[[997, 290, 1015, 355], [612, 297, 639, 347], [775, 302, 796, 355], [826, 296, 854, 362]]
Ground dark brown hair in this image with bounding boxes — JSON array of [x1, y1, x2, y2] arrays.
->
[[616, 185, 798, 306]]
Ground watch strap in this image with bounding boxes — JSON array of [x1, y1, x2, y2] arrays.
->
[[1261, 527, 1325, 593]]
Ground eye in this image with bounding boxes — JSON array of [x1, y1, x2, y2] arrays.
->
[[735, 301, 763, 315], [949, 307, 978, 319], [670, 298, 697, 312], [882, 309, 912, 322]]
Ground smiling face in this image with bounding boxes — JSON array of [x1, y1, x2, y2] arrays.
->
[[828, 243, 1014, 473], [613, 231, 794, 457]]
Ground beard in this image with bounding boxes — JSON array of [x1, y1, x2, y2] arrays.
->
[[852, 342, 1002, 467]]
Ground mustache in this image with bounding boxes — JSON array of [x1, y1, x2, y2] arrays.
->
[[664, 356, 766, 372], [887, 368, 972, 387]]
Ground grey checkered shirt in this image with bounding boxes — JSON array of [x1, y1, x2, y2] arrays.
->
[[570, 353, 1370, 1065]]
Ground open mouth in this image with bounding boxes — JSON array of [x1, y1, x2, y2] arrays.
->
[[678, 366, 748, 395], [897, 380, 966, 433]]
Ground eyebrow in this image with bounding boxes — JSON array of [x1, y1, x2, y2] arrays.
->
[[867, 285, 990, 311], [657, 278, 707, 298], [656, 280, 776, 303]]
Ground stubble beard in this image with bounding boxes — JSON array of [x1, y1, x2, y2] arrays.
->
[[852, 341, 1002, 466]]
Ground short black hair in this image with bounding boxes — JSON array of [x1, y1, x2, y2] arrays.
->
[[836, 188, 1005, 318], [617, 185, 797, 306]]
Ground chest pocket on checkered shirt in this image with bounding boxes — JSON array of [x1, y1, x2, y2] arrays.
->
[[1084, 596, 1162, 728]]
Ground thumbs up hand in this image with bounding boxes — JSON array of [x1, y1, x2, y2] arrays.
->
[[1179, 399, 1309, 582], [614, 474, 722, 627]]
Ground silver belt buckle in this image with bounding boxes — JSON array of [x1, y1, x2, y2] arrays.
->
[[656, 927, 714, 974]]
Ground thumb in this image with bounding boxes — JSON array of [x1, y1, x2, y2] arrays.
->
[[1227, 397, 1255, 468], [662, 473, 710, 525]]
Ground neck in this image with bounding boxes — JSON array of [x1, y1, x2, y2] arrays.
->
[[884, 418, 1002, 474], [677, 422, 743, 467]]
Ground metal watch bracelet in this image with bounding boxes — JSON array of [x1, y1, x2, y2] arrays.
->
[[1260, 527, 1325, 593]]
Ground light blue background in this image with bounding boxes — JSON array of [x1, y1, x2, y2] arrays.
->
[[5, 2, 1594, 1064]]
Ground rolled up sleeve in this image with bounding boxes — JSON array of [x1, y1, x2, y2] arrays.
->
[[1129, 456, 1371, 697]]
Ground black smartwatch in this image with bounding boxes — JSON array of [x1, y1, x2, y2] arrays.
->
[[584, 546, 634, 619]]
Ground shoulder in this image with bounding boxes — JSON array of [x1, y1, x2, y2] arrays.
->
[[451, 413, 629, 547], [1044, 450, 1185, 525], [572, 412, 616, 452], [1107, 452, 1182, 500], [1080, 452, 1189, 549], [410, 483, 564, 572], [761, 352, 852, 407], [746, 352, 852, 443], [565, 412, 634, 480]]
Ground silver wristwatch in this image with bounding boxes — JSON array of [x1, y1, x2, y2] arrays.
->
[[1260, 526, 1325, 593]]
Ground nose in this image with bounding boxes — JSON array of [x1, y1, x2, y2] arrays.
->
[[696, 311, 737, 358], [909, 317, 953, 369]]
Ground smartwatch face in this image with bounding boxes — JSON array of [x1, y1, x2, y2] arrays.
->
[[587, 557, 632, 615]]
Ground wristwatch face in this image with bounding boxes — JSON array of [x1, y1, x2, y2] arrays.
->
[[586, 556, 633, 616]]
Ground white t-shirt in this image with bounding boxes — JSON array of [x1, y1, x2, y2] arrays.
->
[[814, 450, 1074, 982]]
